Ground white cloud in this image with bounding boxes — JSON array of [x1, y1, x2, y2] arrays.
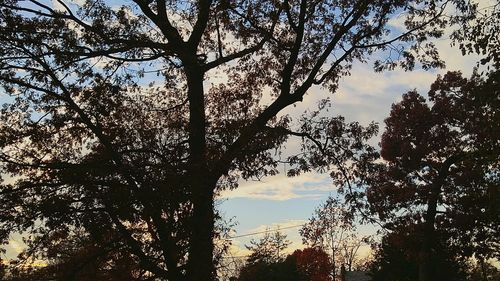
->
[[220, 173, 333, 201], [225, 239, 252, 257], [3, 235, 27, 261], [52, 0, 85, 11], [7, 239, 24, 254]]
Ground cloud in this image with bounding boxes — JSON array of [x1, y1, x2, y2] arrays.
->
[[332, 28, 484, 130], [220, 173, 333, 201], [225, 239, 252, 257], [7, 239, 24, 254], [52, 0, 85, 11], [3, 235, 26, 260]]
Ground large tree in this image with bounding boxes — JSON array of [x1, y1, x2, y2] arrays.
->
[[369, 226, 469, 281], [364, 69, 500, 281], [0, 0, 482, 280]]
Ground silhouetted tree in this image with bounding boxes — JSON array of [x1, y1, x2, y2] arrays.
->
[[369, 227, 469, 281], [293, 247, 332, 281], [0, 0, 488, 279], [237, 246, 331, 281], [300, 196, 368, 280], [468, 260, 500, 281], [237, 232, 295, 281], [236, 255, 300, 281], [0, 257, 5, 280], [451, 2, 500, 67], [245, 229, 291, 265], [364, 69, 500, 281]]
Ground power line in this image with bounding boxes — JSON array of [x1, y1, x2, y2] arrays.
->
[[225, 224, 305, 240], [220, 255, 249, 259]]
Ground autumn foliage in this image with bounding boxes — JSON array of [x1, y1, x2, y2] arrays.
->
[[293, 247, 332, 281], [237, 246, 332, 281], [363, 69, 500, 281]]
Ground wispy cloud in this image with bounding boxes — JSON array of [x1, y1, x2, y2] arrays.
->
[[220, 173, 333, 201]]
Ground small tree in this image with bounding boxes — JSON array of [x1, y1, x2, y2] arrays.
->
[[300, 197, 367, 280], [245, 229, 291, 265], [237, 230, 295, 281], [237, 246, 332, 281], [293, 247, 332, 281]]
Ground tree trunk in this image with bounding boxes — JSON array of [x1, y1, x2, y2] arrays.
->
[[418, 191, 438, 281], [331, 230, 336, 281], [480, 259, 488, 281], [418, 158, 455, 281], [183, 64, 217, 281], [188, 180, 216, 281]]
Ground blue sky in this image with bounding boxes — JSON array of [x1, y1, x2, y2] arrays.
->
[[218, 33, 483, 257]]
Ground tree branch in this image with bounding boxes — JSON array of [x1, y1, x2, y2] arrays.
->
[[188, 0, 213, 50]]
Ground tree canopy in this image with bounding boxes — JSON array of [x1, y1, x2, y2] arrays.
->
[[369, 226, 469, 281], [362, 68, 500, 281], [236, 245, 332, 281], [0, 0, 487, 280], [244, 229, 291, 265], [300, 196, 368, 280]]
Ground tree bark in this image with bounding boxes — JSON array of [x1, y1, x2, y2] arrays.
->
[[418, 157, 455, 281], [418, 186, 439, 281], [188, 180, 216, 281], [183, 63, 217, 281]]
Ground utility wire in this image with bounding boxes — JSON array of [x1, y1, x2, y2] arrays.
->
[[225, 224, 305, 240]]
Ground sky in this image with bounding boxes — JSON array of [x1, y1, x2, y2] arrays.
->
[[217, 30, 484, 259], [0, 0, 490, 265]]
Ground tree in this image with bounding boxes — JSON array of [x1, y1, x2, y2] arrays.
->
[[451, 2, 500, 67], [35, 229, 143, 280], [0, 0, 483, 280], [369, 226, 469, 281], [300, 196, 368, 280], [2, 228, 144, 281], [0, 257, 5, 280], [468, 260, 500, 281], [245, 229, 291, 265], [236, 246, 332, 281], [237, 231, 295, 281], [293, 247, 332, 281], [363, 68, 500, 281], [236, 253, 299, 281]]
